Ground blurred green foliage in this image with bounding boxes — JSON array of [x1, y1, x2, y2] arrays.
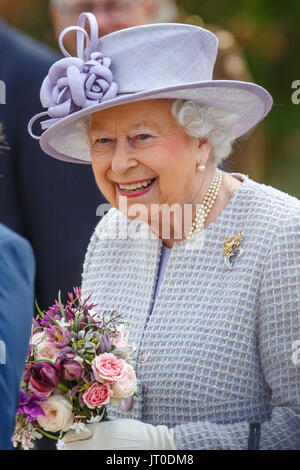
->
[[0, 0, 299, 195], [182, 0, 300, 196]]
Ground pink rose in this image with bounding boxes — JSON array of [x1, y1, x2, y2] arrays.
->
[[111, 363, 137, 398], [83, 383, 113, 409], [92, 353, 127, 384]]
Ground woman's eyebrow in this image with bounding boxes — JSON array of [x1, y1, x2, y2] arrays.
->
[[89, 120, 162, 135], [128, 121, 161, 132]]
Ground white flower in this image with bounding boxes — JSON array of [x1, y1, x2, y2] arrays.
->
[[37, 395, 74, 433], [12, 419, 43, 450], [74, 356, 84, 365], [31, 332, 45, 346], [36, 342, 60, 362], [87, 414, 102, 424], [56, 439, 65, 450], [111, 363, 137, 398], [56, 319, 71, 329], [70, 421, 88, 434]]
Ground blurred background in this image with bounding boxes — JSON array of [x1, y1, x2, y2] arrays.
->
[[0, 0, 299, 196]]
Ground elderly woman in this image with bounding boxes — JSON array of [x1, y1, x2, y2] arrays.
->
[[29, 13, 300, 450]]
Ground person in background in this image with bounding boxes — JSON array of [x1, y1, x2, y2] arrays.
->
[[0, 223, 35, 449], [50, 0, 155, 52]]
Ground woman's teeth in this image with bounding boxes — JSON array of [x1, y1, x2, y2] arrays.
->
[[119, 178, 155, 193]]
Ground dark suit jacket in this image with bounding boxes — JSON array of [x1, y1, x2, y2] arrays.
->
[[0, 20, 107, 310], [0, 223, 35, 450]]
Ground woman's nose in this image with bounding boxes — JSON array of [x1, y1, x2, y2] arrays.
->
[[111, 140, 138, 174]]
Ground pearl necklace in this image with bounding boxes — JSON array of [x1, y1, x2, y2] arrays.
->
[[186, 168, 223, 239]]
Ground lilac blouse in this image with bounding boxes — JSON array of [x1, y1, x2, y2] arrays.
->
[[152, 245, 171, 304]]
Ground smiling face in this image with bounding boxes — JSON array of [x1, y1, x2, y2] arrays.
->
[[89, 99, 212, 232]]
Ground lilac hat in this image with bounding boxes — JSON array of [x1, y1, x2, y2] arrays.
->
[[28, 12, 273, 164]]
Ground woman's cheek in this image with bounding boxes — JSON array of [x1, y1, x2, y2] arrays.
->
[[91, 153, 106, 183]]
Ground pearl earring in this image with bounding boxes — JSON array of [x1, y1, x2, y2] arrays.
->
[[197, 163, 206, 173]]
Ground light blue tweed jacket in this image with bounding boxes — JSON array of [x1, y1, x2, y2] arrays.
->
[[81, 173, 300, 450]]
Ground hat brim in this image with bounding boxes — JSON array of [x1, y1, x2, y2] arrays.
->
[[39, 79, 273, 164]]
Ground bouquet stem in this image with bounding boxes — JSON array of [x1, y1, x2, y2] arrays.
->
[[33, 424, 59, 441]]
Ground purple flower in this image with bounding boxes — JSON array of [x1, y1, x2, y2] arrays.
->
[[96, 333, 112, 355], [77, 309, 98, 332], [28, 12, 119, 137], [77, 391, 85, 407], [122, 396, 134, 412], [25, 344, 35, 362], [40, 52, 118, 121], [32, 317, 43, 334], [71, 383, 82, 397], [45, 325, 72, 349], [55, 348, 83, 381], [40, 302, 62, 327], [22, 364, 32, 384], [29, 362, 60, 397], [17, 391, 47, 422]]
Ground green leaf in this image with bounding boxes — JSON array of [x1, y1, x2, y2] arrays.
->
[[33, 423, 59, 441], [57, 382, 69, 393], [45, 314, 63, 329], [35, 299, 44, 318], [57, 290, 67, 321], [73, 313, 79, 334]]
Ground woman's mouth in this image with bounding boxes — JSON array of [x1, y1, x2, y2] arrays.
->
[[117, 178, 156, 198]]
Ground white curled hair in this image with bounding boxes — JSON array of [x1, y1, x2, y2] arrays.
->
[[171, 99, 240, 166]]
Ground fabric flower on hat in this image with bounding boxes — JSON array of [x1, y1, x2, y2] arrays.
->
[[29, 12, 118, 135], [40, 52, 118, 122]]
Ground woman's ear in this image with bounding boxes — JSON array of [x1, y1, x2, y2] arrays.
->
[[196, 138, 212, 166]]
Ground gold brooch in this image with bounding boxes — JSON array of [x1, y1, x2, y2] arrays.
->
[[223, 232, 243, 269]]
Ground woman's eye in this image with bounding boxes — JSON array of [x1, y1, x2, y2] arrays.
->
[[137, 134, 152, 141], [93, 138, 112, 146]]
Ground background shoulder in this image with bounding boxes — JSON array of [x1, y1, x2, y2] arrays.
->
[[0, 19, 59, 66], [0, 223, 34, 264], [0, 19, 60, 93], [0, 223, 35, 283]]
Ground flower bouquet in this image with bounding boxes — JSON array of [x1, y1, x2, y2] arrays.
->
[[13, 287, 137, 450]]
